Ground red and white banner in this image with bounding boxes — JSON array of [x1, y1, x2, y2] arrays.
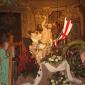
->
[[55, 17, 73, 47]]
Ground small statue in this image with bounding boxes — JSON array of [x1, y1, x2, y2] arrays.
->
[[31, 16, 53, 62], [41, 16, 52, 45]]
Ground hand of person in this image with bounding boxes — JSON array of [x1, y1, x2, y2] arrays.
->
[[42, 15, 47, 19]]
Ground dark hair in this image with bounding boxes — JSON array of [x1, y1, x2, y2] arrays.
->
[[36, 24, 43, 33], [23, 38, 33, 50], [7, 30, 13, 35], [0, 29, 8, 44]]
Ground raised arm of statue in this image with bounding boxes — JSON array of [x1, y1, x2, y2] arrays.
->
[[41, 16, 47, 30]]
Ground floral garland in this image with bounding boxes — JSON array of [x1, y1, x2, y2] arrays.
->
[[48, 72, 73, 85], [41, 44, 64, 65], [41, 54, 63, 65]]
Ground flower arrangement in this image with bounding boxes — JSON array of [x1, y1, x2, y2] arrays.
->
[[65, 41, 85, 79], [41, 52, 63, 65], [48, 71, 73, 85], [16, 48, 40, 79], [42, 40, 85, 85], [41, 41, 64, 63]]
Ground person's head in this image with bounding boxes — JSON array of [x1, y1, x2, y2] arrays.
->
[[80, 47, 85, 64], [23, 38, 33, 51], [36, 24, 43, 33], [45, 23, 52, 29], [47, 23, 52, 29], [0, 33, 9, 50], [8, 31, 14, 43]]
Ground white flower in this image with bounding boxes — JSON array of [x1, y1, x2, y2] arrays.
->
[[49, 58, 54, 61], [52, 83, 55, 85], [57, 56, 62, 60], [51, 80, 54, 82], [63, 81, 66, 84], [61, 77, 63, 80], [55, 59, 58, 62], [56, 81, 58, 84], [49, 58, 52, 61], [51, 59, 54, 61]]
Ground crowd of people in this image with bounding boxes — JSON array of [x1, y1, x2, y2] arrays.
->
[[0, 30, 14, 85]]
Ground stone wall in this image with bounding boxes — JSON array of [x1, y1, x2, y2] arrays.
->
[[0, 5, 36, 38], [0, 0, 85, 40], [21, 7, 35, 38]]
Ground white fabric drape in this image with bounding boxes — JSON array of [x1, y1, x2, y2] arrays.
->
[[22, 60, 82, 85], [22, 64, 43, 85], [43, 60, 82, 84]]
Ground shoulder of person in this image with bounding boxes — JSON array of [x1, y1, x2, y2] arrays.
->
[[0, 48, 5, 57]]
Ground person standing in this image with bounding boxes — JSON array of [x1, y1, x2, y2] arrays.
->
[[0, 33, 9, 85]]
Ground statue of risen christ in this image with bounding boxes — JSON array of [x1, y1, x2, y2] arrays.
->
[[30, 16, 53, 62]]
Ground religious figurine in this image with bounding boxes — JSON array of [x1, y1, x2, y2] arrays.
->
[[31, 25, 42, 45], [41, 16, 52, 45], [31, 16, 53, 62]]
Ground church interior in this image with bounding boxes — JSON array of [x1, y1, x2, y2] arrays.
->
[[0, 0, 85, 85]]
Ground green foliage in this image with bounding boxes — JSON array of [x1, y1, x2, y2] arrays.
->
[[65, 40, 85, 79], [63, 40, 85, 56]]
